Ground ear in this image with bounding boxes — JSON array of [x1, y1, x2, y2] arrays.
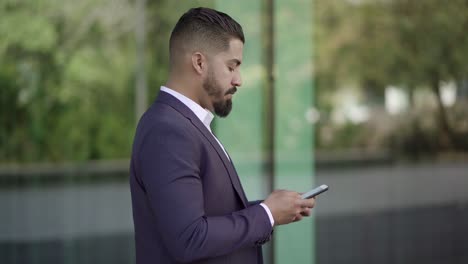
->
[[191, 52, 206, 75]]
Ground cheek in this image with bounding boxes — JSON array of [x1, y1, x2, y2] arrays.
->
[[214, 69, 231, 85], [224, 69, 236, 84], [218, 67, 230, 77]]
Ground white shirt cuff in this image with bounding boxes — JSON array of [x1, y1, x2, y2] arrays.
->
[[259, 202, 275, 226]]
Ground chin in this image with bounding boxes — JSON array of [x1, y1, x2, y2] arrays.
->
[[214, 100, 233, 118]]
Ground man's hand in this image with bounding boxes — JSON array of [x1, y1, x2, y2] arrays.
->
[[263, 190, 315, 226]]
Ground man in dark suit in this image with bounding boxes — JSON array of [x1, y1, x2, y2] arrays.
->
[[130, 7, 316, 264]]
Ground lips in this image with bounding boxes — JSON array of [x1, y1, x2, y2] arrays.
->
[[226, 87, 237, 95]]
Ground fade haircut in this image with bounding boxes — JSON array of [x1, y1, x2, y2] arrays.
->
[[169, 7, 244, 63]]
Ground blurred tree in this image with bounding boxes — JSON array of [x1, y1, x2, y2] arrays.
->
[[0, 0, 213, 163], [0, 0, 140, 162], [390, 0, 468, 150], [314, 0, 468, 152]]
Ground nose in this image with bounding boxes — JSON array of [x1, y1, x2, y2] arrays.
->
[[232, 71, 242, 87]]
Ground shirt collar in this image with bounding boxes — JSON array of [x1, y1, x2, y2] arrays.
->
[[160, 86, 214, 131]]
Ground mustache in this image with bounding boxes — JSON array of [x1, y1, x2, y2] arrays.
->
[[225, 87, 237, 95]]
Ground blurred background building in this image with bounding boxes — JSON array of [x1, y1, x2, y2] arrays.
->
[[1, 0, 467, 263]]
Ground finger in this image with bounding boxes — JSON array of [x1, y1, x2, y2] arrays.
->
[[300, 198, 315, 208], [300, 208, 311, 216], [293, 214, 303, 222]]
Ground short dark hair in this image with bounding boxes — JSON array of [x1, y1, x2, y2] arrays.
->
[[169, 7, 244, 60]]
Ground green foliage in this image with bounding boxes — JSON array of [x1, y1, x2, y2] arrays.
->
[[316, 0, 468, 93], [3, 0, 467, 161], [315, 0, 468, 152], [0, 0, 212, 163]]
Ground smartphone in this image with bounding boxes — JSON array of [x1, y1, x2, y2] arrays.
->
[[301, 184, 329, 199]]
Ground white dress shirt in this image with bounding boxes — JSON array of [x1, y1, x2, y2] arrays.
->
[[160, 86, 274, 226]]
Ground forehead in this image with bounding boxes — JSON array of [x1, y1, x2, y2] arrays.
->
[[216, 38, 243, 63]]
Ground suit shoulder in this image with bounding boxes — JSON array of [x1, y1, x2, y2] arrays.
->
[[139, 102, 191, 131], [132, 102, 198, 151]]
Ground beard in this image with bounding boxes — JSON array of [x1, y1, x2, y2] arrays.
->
[[202, 70, 237, 118]]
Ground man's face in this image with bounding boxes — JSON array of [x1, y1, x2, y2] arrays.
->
[[203, 38, 243, 117]]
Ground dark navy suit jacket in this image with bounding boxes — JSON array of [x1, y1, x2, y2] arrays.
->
[[130, 91, 272, 264]]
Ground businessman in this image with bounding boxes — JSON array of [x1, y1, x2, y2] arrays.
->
[[129, 7, 316, 264]]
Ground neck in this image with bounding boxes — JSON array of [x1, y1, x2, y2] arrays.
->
[[165, 77, 197, 100], [165, 75, 211, 110], [165, 63, 215, 111]]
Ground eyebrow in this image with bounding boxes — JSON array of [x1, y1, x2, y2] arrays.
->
[[228, 59, 242, 66]]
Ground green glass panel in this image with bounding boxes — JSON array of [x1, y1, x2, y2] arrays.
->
[[274, 0, 315, 263], [215, 1, 273, 262], [215, 1, 315, 263], [214, 1, 267, 201]]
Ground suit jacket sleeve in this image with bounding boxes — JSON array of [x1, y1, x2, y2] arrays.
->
[[135, 123, 272, 263], [248, 200, 264, 206]]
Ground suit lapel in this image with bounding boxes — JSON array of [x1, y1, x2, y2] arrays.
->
[[156, 92, 248, 207], [211, 135, 249, 206]]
